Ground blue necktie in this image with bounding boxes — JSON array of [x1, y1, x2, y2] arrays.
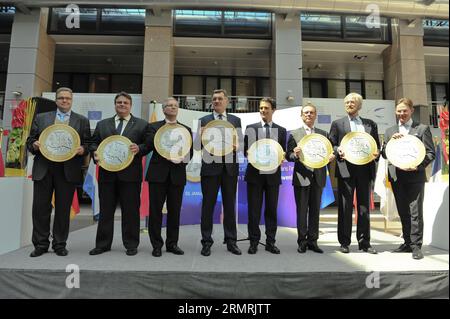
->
[[116, 118, 124, 135], [264, 123, 270, 139]]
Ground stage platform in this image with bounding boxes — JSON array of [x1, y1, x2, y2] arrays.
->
[[0, 222, 448, 299]]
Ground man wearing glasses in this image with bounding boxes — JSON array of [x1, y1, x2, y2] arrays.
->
[[26, 87, 91, 257]]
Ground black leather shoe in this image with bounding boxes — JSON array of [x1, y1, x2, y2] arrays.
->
[[360, 245, 378, 254], [201, 243, 212, 256], [297, 242, 307, 253], [265, 244, 280, 254], [126, 248, 138, 256], [339, 245, 350, 253], [307, 242, 323, 254], [89, 247, 110, 256], [227, 243, 242, 255], [166, 245, 184, 255], [393, 243, 412, 253], [30, 248, 48, 258], [152, 248, 162, 257], [55, 248, 68, 256], [248, 243, 258, 254], [412, 247, 424, 260]]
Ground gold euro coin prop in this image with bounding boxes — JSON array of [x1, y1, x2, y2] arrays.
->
[[154, 124, 192, 161], [298, 133, 333, 169], [340, 132, 377, 165], [97, 135, 134, 172], [201, 120, 238, 156], [247, 138, 284, 172], [386, 135, 426, 170], [38, 124, 80, 162]]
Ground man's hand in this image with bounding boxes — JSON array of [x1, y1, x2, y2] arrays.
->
[[130, 143, 139, 155], [233, 139, 239, 152], [75, 146, 84, 156], [293, 146, 302, 159], [392, 133, 404, 140], [401, 166, 418, 171], [328, 153, 336, 162], [32, 141, 40, 151], [373, 149, 379, 159], [337, 146, 345, 159], [93, 151, 99, 162]]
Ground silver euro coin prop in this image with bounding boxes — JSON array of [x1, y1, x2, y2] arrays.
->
[[386, 135, 426, 170]]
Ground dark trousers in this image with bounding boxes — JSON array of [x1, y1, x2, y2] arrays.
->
[[337, 173, 371, 247], [32, 163, 75, 251], [392, 181, 424, 248], [294, 183, 323, 245], [247, 182, 279, 245], [200, 170, 238, 245], [95, 180, 141, 250], [148, 180, 184, 249]]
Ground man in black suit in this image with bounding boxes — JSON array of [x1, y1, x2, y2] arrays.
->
[[381, 98, 435, 260], [286, 103, 335, 254], [198, 89, 243, 256], [329, 93, 380, 254], [146, 97, 193, 257], [26, 87, 91, 257], [244, 97, 286, 255], [89, 92, 151, 256]]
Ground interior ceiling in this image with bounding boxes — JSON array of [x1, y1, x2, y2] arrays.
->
[[10, 0, 450, 19], [47, 34, 449, 83]]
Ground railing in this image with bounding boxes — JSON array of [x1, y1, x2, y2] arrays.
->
[[173, 95, 264, 113]]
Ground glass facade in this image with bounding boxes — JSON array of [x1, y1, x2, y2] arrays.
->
[[423, 19, 449, 47], [301, 13, 391, 43], [304, 78, 384, 99], [0, 6, 14, 33]]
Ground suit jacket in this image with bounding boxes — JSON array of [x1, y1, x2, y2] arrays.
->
[[145, 120, 193, 186], [244, 121, 287, 185], [286, 127, 329, 188], [90, 114, 151, 183], [381, 121, 435, 184], [196, 113, 243, 177], [26, 111, 91, 183], [329, 116, 380, 181]]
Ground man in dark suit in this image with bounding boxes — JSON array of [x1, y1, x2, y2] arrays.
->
[[381, 98, 435, 260], [26, 87, 91, 257], [329, 93, 380, 254], [198, 89, 243, 256], [146, 97, 193, 257], [89, 92, 151, 256], [244, 97, 286, 255], [286, 102, 335, 254]]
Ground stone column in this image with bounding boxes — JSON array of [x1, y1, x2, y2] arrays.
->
[[3, 8, 55, 131], [271, 13, 303, 109], [142, 9, 174, 121], [383, 19, 428, 123]]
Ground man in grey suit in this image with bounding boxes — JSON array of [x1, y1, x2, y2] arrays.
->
[[89, 92, 151, 256], [146, 97, 193, 257], [329, 93, 380, 254], [381, 98, 435, 260], [198, 89, 243, 256], [26, 87, 91, 257], [244, 97, 286, 255], [286, 103, 335, 254]]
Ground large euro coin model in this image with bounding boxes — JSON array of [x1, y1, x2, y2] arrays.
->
[[154, 123, 192, 161], [247, 138, 284, 172], [97, 135, 134, 172], [201, 120, 238, 157], [386, 135, 426, 170], [38, 124, 80, 162], [340, 132, 377, 165], [298, 133, 333, 169]]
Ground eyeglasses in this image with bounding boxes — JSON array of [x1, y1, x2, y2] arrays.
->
[[57, 97, 72, 101]]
